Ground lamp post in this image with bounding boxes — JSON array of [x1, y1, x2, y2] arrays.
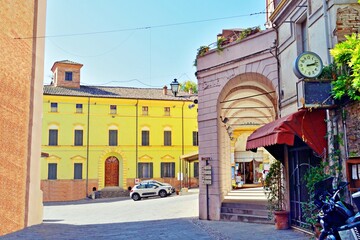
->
[[170, 78, 180, 97], [170, 78, 183, 189]]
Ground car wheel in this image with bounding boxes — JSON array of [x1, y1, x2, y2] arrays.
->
[[132, 193, 141, 201], [159, 190, 167, 198]]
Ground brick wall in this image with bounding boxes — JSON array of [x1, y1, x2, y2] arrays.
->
[[336, 3, 360, 156], [0, 1, 35, 235], [335, 4, 360, 42], [345, 101, 360, 157], [41, 180, 98, 202], [53, 63, 82, 88]]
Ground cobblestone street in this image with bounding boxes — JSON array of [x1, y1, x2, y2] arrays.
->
[[2, 193, 310, 240]]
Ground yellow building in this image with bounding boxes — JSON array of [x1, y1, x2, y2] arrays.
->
[[41, 61, 198, 201]]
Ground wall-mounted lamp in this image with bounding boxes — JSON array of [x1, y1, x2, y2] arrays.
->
[[220, 116, 229, 124]]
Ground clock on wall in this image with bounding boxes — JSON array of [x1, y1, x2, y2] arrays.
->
[[293, 51, 323, 79]]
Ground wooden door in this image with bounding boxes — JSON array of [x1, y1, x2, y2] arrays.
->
[[105, 156, 119, 186]]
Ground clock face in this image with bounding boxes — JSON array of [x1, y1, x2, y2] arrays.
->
[[293, 52, 323, 78]]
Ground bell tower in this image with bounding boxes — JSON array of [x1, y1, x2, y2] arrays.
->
[[51, 60, 83, 88]]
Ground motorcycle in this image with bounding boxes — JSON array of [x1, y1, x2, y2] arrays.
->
[[314, 177, 360, 240]]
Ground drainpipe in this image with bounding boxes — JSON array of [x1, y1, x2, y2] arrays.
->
[[182, 101, 185, 188], [86, 97, 90, 197], [322, 0, 333, 165], [272, 23, 281, 118], [136, 100, 139, 178], [322, 0, 332, 64], [342, 109, 348, 159], [179, 157, 182, 189]]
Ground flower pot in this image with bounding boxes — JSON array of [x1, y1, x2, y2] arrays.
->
[[274, 210, 289, 230], [314, 223, 322, 238]]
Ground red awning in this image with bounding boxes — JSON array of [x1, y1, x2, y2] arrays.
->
[[246, 109, 327, 156]]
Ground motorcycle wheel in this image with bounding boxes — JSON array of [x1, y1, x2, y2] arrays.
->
[[319, 231, 341, 240]]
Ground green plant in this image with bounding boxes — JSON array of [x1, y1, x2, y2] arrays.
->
[[216, 36, 226, 52], [180, 80, 198, 94], [264, 160, 286, 217], [330, 33, 360, 101], [302, 161, 331, 228], [302, 122, 343, 230], [196, 46, 210, 57], [236, 26, 261, 42], [317, 63, 338, 80]]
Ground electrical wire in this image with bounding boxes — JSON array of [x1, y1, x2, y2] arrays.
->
[[15, 12, 268, 40], [48, 31, 136, 58]]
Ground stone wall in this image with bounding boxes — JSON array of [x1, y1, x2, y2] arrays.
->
[[345, 101, 360, 157]]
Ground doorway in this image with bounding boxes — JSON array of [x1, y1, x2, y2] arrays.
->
[[288, 138, 321, 229], [105, 156, 119, 186]]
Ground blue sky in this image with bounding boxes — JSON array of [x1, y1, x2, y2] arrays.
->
[[44, 0, 266, 88]]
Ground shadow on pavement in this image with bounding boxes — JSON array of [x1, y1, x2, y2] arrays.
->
[[2, 218, 311, 240]]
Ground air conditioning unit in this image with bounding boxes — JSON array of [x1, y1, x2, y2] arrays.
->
[[296, 79, 335, 109]]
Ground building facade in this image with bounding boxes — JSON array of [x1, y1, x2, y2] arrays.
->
[[196, 0, 359, 230], [267, 0, 360, 228], [41, 61, 199, 202], [0, 0, 46, 236]]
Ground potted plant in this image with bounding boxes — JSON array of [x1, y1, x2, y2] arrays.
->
[[196, 45, 210, 57], [264, 160, 289, 230]]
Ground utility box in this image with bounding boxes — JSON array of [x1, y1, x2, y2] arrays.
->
[[296, 79, 335, 109]]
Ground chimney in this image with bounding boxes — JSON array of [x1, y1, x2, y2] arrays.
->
[[163, 85, 168, 95], [189, 88, 193, 94]]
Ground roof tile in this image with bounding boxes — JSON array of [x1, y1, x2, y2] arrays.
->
[[43, 85, 196, 101]]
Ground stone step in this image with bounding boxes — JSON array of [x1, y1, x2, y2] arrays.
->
[[221, 206, 269, 216], [98, 187, 129, 198], [225, 188, 269, 201], [220, 192, 271, 224], [220, 212, 273, 224], [221, 201, 268, 209]]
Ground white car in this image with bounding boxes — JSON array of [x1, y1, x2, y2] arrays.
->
[[140, 180, 175, 193], [130, 183, 172, 201]]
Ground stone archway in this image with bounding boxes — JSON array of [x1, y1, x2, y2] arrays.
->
[[105, 156, 119, 187], [217, 72, 278, 190], [196, 28, 278, 220]]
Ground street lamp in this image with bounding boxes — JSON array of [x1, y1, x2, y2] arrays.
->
[[170, 78, 180, 97]]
